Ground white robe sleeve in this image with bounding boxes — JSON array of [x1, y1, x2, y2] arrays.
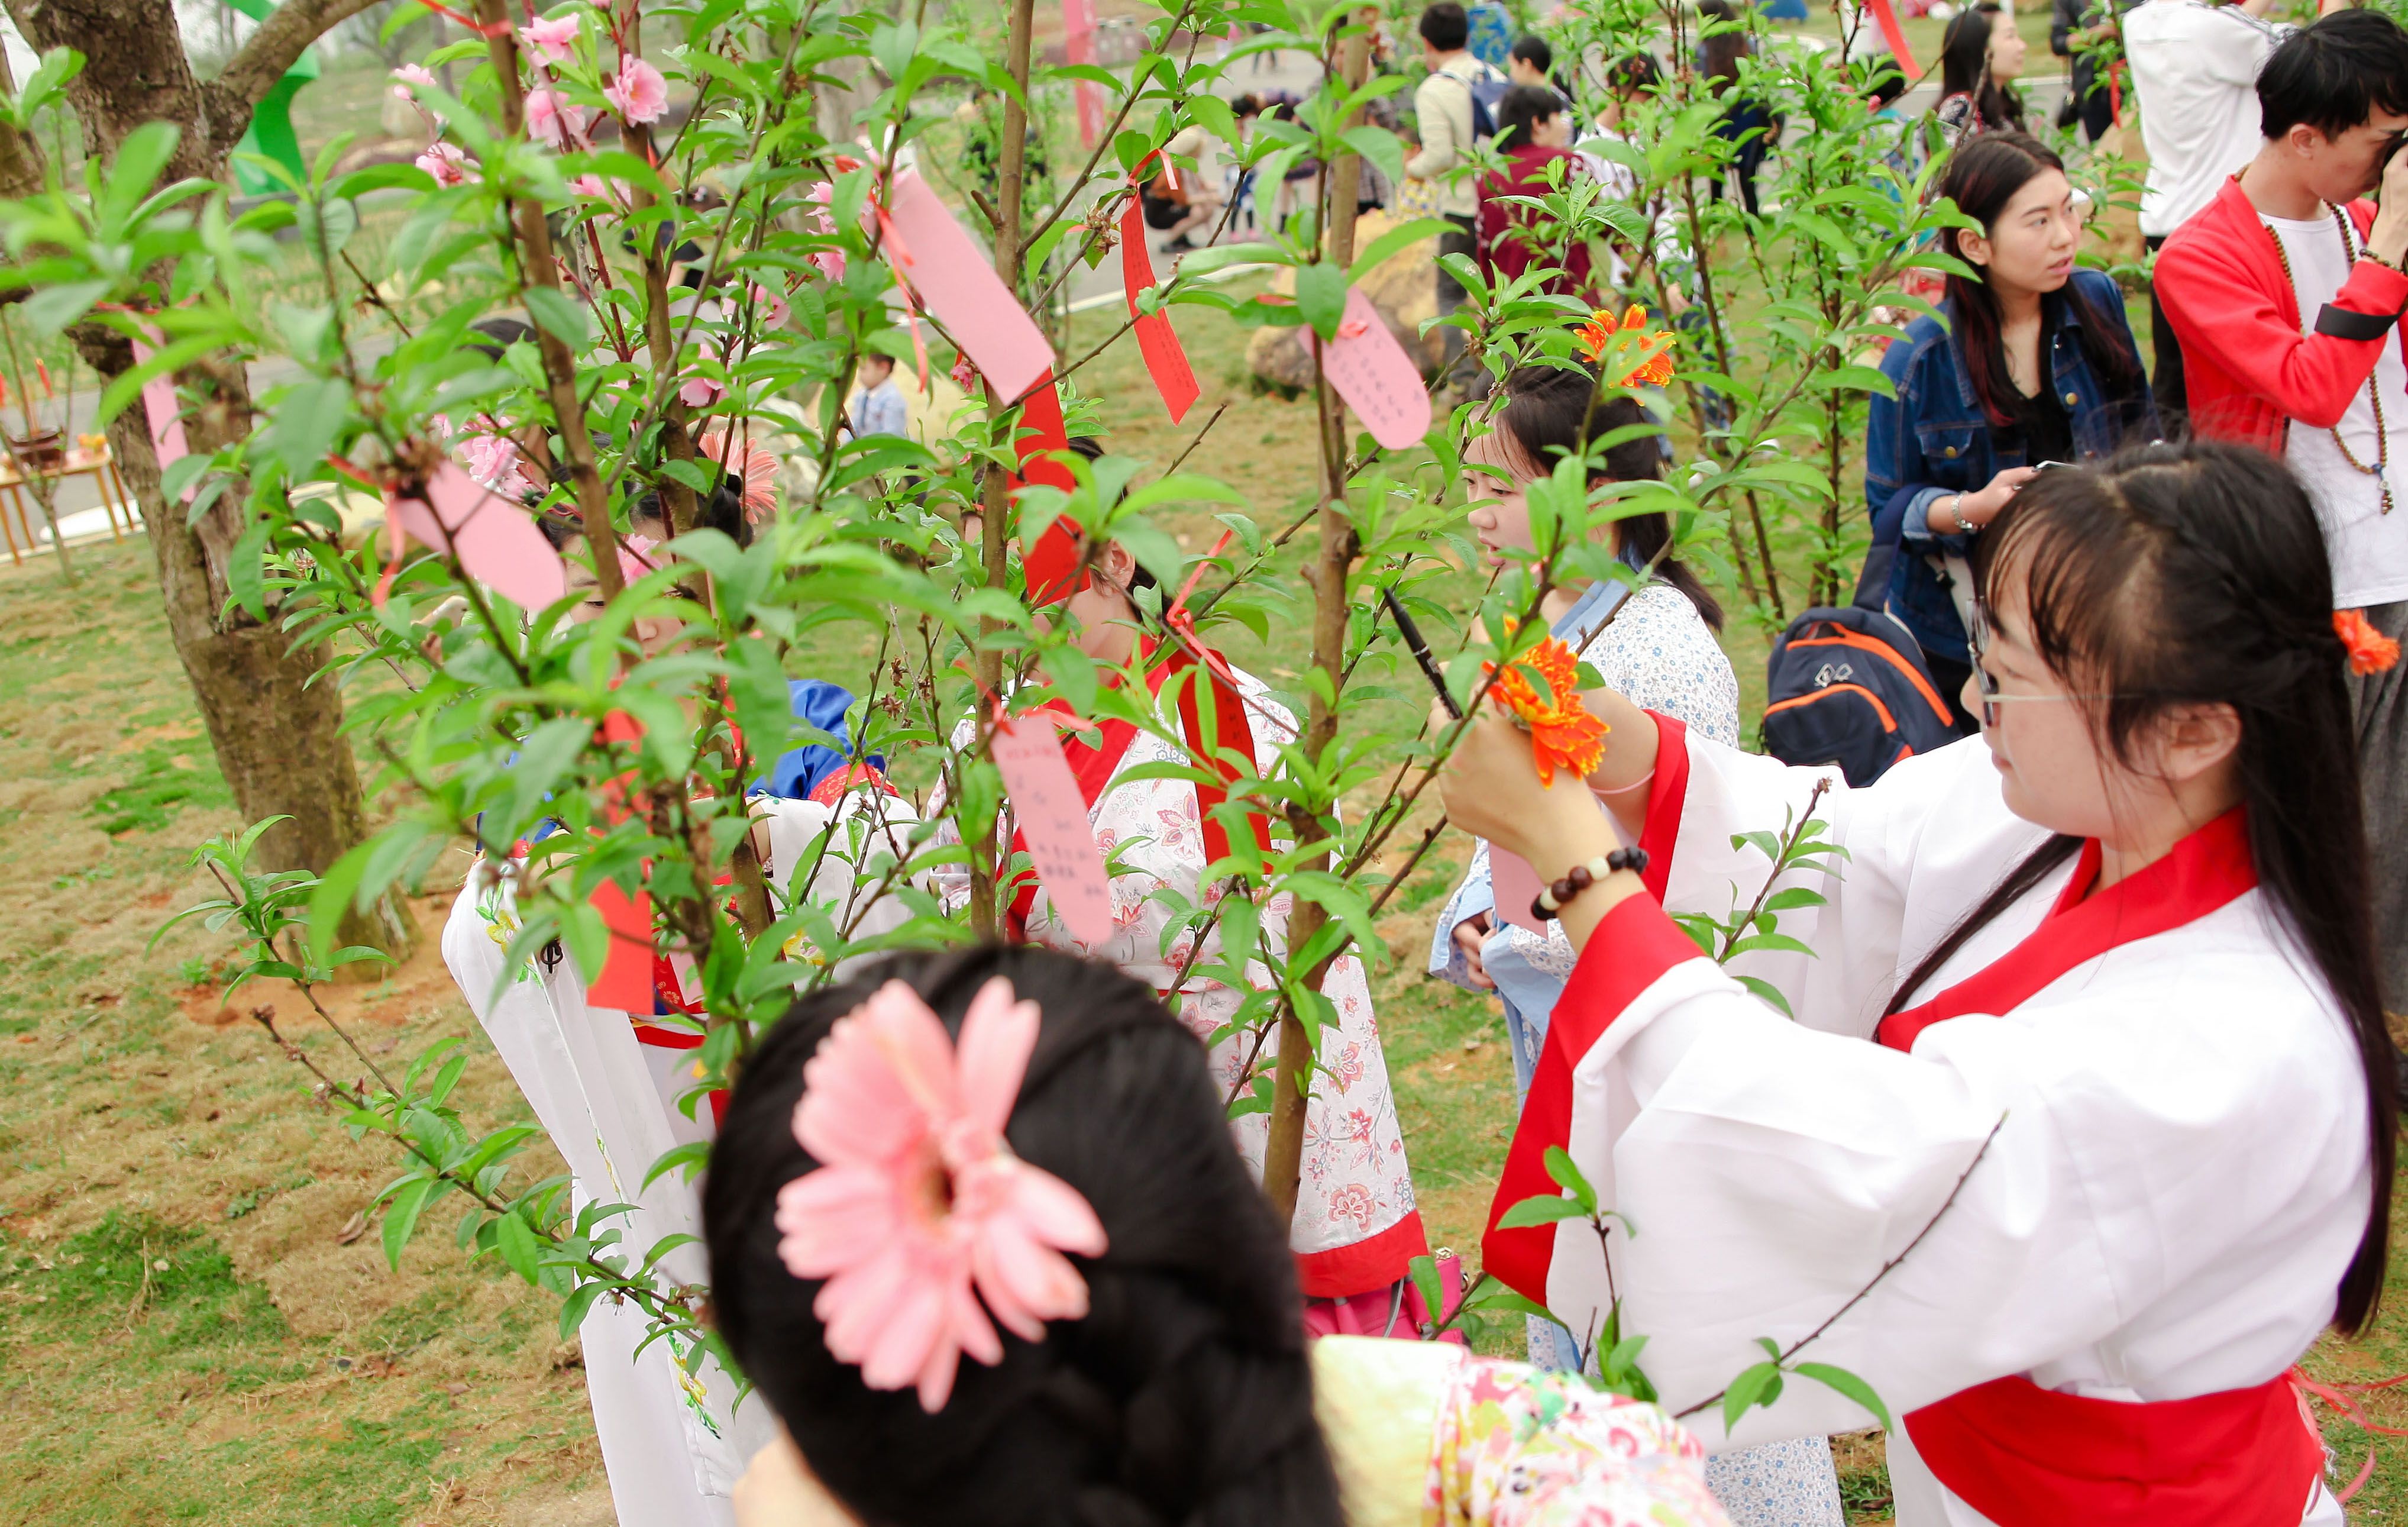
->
[[1527, 732, 2372, 1453]]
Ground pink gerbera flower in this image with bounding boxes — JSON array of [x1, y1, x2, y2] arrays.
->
[[773, 978, 1107, 1412], [605, 57, 668, 125], [699, 426, 779, 521], [519, 14, 580, 62]]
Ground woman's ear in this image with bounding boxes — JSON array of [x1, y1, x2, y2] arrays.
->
[[1958, 230, 1994, 270], [2147, 702, 2244, 786], [1098, 540, 1140, 589]]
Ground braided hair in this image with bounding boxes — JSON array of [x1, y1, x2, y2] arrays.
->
[[1883, 441, 2396, 1334], [703, 945, 1343, 1527]]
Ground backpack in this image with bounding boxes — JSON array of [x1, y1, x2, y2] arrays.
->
[[1434, 60, 1510, 142], [1761, 547, 1960, 786]]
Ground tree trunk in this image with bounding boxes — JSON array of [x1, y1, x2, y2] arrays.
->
[[14, 0, 413, 962]]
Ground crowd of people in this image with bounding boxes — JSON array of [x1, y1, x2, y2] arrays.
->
[[429, 2, 2408, 1524]]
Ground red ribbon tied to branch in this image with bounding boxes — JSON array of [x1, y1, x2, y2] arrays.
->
[[1121, 151, 1201, 424]]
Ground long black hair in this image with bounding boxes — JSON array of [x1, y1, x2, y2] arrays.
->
[[1884, 441, 2396, 1334], [703, 946, 1342, 1527], [1937, 4, 2024, 133], [1939, 132, 2142, 434], [1495, 364, 1724, 630]]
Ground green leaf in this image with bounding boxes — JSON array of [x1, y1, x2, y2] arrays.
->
[[261, 378, 351, 479], [495, 1206, 544, 1284], [101, 120, 180, 228], [1721, 1359, 1781, 1434], [1407, 1253, 1443, 1326], [1496, 1193, 1590, 1228], [1542, 1145, 1598, 1216], [1340, 125, 1406, 205], [22, 279, 107, 338], [523, 285, 589, 348], [556, 1279, 610, 1339], [381, 1177, 434, 1270], [1293, 262, 1347, 343], [1795, 1361, 1893, 1431], [1734, 974, 1796, 1019], [1347, 216, 1450, 282], [1761, 887, 1825, 912]]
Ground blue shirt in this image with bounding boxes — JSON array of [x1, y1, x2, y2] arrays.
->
[[849, 379, 909, 439], [1863, 269, 2157, 663]]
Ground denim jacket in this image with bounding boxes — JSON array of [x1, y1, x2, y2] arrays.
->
[[1864, 268, 2157, 663]]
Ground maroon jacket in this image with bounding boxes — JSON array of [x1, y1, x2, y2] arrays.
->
[[1475, 145, 1596, 298], [2154, 177, 2408, 453]]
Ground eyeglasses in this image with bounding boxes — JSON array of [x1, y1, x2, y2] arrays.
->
[[1965, 598, 2115, 728]]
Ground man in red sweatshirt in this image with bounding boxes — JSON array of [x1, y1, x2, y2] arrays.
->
[[2156, 7, 2408, 1015]]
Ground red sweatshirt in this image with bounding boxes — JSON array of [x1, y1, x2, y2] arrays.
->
[[2154, 176, 2408, 453], [1475, 145, 1596, 298]]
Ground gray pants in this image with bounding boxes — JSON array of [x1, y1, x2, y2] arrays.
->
[[2351, 599, 2408, 1013]]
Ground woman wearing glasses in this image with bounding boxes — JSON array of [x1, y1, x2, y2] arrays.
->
[[1437, 441, 2391, 1526]]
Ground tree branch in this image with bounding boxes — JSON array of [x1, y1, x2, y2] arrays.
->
[[206, 0, 387, 153]]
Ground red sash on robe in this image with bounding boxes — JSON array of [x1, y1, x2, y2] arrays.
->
[[1878, 809, 2325, 1525]]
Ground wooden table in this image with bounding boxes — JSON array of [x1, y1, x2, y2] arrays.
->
[[0, 444, 137, 565]]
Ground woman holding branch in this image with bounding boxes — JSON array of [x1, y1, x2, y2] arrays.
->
[[1441, 441, 2391, 1525]]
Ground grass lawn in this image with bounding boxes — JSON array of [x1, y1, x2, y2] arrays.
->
[[1, 292, 2401, 1527]]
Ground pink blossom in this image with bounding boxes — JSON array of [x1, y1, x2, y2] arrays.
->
[[950, 354, 979, 394], [804, 182, 846, 282], [751, 283, 791, 329], [678, 375, 724, 408], [604, 57, 668, 125], [519, 14, 580, 63], [389, 63, 437, 101], [569, 173, 629, 205], [523, 88, 586, 149], [460, 431, 519, 488], [773, 978, 1107, 1411], [416, 142, 478, 187]]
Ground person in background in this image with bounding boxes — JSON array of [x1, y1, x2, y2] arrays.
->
[[2153, 9, 2408, 1022], [708, 947, 1739, 1527], [1476, 86, 1595, 296], [1406, 2, 1507, 390], [1427, 365, 1842, 1527], [1932, 3, 2028, 143], [2123, 0, 2344, 436], [2049, 0, 2131, 144], [1575, 52, 1693, 315], [848, 351, 909, 441], [1698, 0, 1777, 216], [1865, 133, 2155, 732]]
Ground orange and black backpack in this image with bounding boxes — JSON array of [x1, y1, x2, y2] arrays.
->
[[1763, 552, 1959, 786]]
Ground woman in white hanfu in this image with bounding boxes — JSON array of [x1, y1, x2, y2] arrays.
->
[[933, 537, 1430, 1315], [1439, 442, 2394, 1527]]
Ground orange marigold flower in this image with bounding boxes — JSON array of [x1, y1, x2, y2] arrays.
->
[[1484, 632, 1609, 785], [1573, 303, 1677, 389], [2336, 608, 2401, 674]]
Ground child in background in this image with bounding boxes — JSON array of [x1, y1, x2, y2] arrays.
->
[[847, 352, 909, 440]]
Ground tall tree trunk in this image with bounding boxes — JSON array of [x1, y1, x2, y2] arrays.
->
[[12, 0, 412, 961]]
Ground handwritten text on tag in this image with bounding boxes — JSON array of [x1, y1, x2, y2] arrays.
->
[[1319, 286, 1433, 451], [991, 712, 1115, 944]]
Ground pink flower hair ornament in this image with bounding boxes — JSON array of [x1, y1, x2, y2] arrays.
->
[[773, 977, 1107, 1412]]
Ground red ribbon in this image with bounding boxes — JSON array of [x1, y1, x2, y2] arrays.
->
[[1121, 154, 1201, 424], [1866, 0, 1919, 80]]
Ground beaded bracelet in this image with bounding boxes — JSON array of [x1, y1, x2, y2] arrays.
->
[[1531, 845, 1650, 923]]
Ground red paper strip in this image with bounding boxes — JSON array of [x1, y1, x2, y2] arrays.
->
[[389, 463, 569, 610], [875, 169, 1055, 403], [991, 711, 1115, 944], [1320, 287, 1433, 450], [587, 880, 656, 1010], [1064, 0, 1104, 148], [1012, 376, 1088, 606], [1119, 195, 1201, 424], [1866, 0, 1919, 80]]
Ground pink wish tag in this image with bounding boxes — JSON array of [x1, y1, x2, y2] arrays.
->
[[1490, 848, 1547, 934], [1320, 287, 1433, 450], [990, 712, 1114, 945], [128, 338, 189, 472], [390, 463, 568, 610], [878, 170, 1055, 404]]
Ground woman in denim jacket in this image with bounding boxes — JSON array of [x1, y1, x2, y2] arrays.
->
[[1866, 131, 2156, 728]]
